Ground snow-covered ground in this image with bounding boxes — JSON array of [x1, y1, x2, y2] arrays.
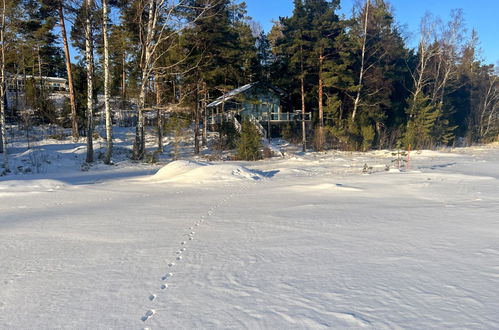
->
[[1, 130, 499, 329]]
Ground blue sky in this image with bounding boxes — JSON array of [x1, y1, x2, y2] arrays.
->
[[246, 0, 498, 65]]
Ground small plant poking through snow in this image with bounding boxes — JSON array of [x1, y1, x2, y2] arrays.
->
[[391, 141, 408, 169], [165, 115, 190, 160], [29, 150, 50, 174], [362, 163, 373, 174]]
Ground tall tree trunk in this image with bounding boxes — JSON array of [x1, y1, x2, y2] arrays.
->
[[156, 73, 163, 151], [58, 4, 78, 139], [317, 53, 324, 150], [37, 46, 42, 83], [0, 0, 8, 168], [133, 0, 155, 160], [194, 81, 200, 154], [102, 0, 112, 164], [85, 0, 94, 163], [202, 84, 207, 146], [318, 54, 324, 127], [121, 51, 126, 101], [300, 42, 306, 152], [351, 0, 370, 123]]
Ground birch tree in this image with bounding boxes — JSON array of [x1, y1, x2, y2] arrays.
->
[[84, 0, 95, 163], [131, 0, 213, 160], [0, 0, 8, 169], [405, 13, 440, 148], [350, 0, 370, 123], [476, 69, 498, 141], [102, 0, 112, 164], [429, 10, 465, 107]]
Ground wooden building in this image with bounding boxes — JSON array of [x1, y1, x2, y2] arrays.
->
[[206, 82, 311, 136]]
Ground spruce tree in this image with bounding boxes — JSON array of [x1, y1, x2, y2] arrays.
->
[[236, 120, 262, 161]]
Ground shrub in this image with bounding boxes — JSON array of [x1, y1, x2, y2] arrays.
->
[[360, 124, 375, 151], [217, 121, 239, 150], [236, 121, 262, 161]]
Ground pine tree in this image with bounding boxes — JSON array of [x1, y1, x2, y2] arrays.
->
[[255, 31, 273, 81], [183, 0, 259, 154], [276, 0, 309, 151], [304, 0, 342, 150], [1, 0, 22, 170]]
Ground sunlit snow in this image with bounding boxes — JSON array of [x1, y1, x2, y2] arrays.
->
[[1, 138, 499, 328]]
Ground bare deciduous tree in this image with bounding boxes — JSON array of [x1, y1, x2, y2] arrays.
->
[[132, 0, 214, 160], [407, 13, 439, 119], [477, 73, 498, 140], [351, 0, 370, 123]]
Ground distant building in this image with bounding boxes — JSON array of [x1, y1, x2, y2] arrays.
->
[[206, 81, 311, 137], [5, 74, 68, 111]]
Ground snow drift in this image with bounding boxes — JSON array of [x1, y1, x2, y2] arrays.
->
[[0, 179, 66, 196], [151, 160, 263, 183]]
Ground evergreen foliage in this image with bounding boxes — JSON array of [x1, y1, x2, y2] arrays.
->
[[1, 0, 497, 162], [236, 120, 262, 161], [405, 94, 440, 149], [217, 121, 240, 150]]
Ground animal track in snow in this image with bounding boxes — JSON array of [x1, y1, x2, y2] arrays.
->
[[141, 309, 155, 322], [161, 272, 173, 281], [139, 187, 246, 325]]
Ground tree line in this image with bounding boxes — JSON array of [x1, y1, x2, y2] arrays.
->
[[0, 0, 497, 169]]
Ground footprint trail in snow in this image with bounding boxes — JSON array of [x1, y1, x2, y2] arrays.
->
[[139, 181, 254, 324]]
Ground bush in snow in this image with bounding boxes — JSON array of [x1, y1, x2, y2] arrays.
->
[[217, 121, 240, 150], [236, 120, 262, 161]]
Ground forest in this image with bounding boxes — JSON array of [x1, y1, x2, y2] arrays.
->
[[0, 0, 497, 169]]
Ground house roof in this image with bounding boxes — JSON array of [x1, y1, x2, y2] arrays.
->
[[7, 73, 68, 83], [206, 82, 285, 108], [207, 83, 256, 108]]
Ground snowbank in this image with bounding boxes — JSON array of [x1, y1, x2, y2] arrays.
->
[[0, 179, 66, 195], [151, 160, 263, 183], [152, 160, 206, 181]]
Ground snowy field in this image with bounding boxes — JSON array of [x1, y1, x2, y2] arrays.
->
[[1, 133, 499, 329]]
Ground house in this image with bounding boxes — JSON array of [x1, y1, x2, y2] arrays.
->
[[5, 74, 69, 111], [206, 81, 311, 136]]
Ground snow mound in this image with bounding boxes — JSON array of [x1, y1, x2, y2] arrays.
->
[[151, 161, 263, 183], [152, 160, 206, 181], [0, 179, 67, 195]]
